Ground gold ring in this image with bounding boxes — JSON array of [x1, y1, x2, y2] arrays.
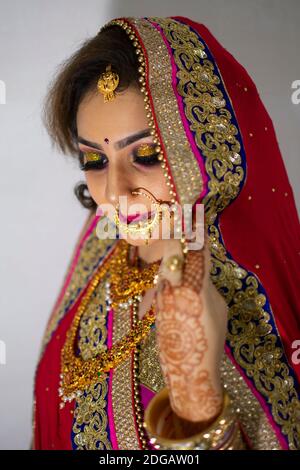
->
[[164, 255, 184, 272]]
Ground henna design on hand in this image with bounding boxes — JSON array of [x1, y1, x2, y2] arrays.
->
[[155, 247, 223, 423]]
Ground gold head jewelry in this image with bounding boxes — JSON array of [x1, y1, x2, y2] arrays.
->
[[97, 64, 119, 102]]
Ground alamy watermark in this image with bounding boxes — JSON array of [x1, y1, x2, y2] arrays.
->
[[95, 199, 205, 250], [292, 340, 300, 365], [0, 80, 6, 104], [291, 80, 300, 104], [0, 340, 6, 365]]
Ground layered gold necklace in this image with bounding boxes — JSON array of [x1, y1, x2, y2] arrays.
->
[[59, 239, 161, 407]]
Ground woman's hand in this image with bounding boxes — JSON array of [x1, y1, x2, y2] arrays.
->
[[153, 234, 228, 424]]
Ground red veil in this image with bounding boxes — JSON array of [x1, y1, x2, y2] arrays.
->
[[127, 16, 300, 448]]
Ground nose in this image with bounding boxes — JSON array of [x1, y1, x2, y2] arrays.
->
[[104, 161, 132, 207]]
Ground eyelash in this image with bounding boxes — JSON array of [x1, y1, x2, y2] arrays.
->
[[79, 149, 160, 171]]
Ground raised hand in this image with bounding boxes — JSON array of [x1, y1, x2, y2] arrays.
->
[[153, 235, 228, 425]]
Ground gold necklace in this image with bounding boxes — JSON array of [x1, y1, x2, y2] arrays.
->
[[132, 301, 150, 450], [59, 239, 160, 406], [108, 239, 161, 309]]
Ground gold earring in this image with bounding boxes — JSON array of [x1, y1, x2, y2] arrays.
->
[[97, 64, 119, 102]]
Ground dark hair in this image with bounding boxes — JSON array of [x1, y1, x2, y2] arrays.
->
[[42, 25, 140, 210]]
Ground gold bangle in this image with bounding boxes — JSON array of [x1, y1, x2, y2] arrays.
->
[[219, 421, 246, 450], [143, 387, 239, 450]]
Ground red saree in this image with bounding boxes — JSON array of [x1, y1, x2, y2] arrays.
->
[[33, 16, 300, 450]]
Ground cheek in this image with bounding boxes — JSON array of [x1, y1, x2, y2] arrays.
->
[[85, 172, 105, 203], [140, 166, 169, 200]]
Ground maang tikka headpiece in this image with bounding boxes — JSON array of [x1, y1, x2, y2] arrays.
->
[[97, 64, 119, 102]]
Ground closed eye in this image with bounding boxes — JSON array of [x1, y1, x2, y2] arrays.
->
[[132, 143, 160, 167], [132, 152, 160, 166], [79, 151, 108, 171], [79, 143, 161, 171]]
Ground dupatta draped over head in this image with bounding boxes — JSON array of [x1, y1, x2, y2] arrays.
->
[[34, 17, 300, 450]]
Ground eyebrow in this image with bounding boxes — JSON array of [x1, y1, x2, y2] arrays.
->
[[77, 128, 152, 151]]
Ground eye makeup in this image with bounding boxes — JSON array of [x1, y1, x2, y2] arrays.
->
[[132, 143, 160, 166], [79, 143, 160, 171], [79, 151, 108, 171]]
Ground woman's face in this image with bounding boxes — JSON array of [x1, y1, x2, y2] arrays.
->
[[76, 85, 172, 246]]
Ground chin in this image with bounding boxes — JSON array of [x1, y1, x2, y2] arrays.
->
[[118, 232, 160, 247], [119, 235, 159, 247], [117, 219, 175, 246]]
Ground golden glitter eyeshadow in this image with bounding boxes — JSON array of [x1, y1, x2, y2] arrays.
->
[[84, 151, 101, 162], [135, 143, 156, 157]]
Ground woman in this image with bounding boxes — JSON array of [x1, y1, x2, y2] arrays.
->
[[33, 16, 300, 450]]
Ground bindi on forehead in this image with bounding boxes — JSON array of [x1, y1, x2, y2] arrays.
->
[[77, 128, 151, 151]]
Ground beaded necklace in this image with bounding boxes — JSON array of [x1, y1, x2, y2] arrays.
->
[[59, 240, 160, 428]]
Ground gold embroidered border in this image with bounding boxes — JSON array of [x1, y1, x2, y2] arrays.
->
[[78, 281, 109, 361], [72, 275, 111, 449], [111, 304, 141, 449], [131, 18, 203, 206], [209, 225, 300, 450], [138, 327, 165, 394], [72, 379, 111, 450], [145, 17, 244, 225]]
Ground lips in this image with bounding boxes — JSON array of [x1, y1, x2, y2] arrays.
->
[[119, 210, 156, 223]]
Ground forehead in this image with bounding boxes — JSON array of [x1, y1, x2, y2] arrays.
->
[[76, 86, 148, 142]]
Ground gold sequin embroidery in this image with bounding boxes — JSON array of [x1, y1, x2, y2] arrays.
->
[[111, 304, 141, 449], [72, 274, 111, 450], [209, 225, 300, 449], [72, 379, 111, 450], [78, 280, 108, 361], [132, 18, 203, 206], [145, 17, 245, 224]]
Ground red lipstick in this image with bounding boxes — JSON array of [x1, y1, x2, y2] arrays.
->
[[119, 210, 156, 223]]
